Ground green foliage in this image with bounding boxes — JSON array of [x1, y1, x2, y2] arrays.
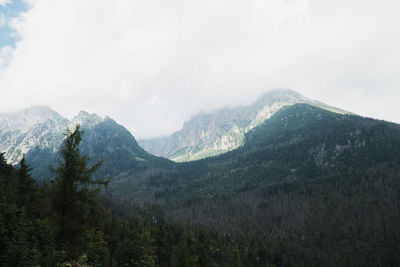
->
[[0, 201, 40, 266], [115, 216, 156, 266], [170, 233, 199, 267], [86, 230, 109, 267]]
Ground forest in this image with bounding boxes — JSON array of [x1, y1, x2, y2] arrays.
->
[[0, 126, 286, 267], [2, 118, 400, 266]]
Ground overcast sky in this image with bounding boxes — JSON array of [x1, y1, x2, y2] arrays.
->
[[0, 0, 399, 138]]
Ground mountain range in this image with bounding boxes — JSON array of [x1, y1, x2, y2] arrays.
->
[[140, 103, 400, 202], [0, 106, 170, 182], [0, 89, 347, 168], [1, 88, 399, 204], [2, 89, 400, 266]]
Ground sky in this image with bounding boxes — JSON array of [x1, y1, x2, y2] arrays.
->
[[0, 0, 399, 139]]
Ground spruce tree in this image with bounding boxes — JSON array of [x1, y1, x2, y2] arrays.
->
[[0, 153, 15, 196], [50, 125, 109, 258], [16, 156, 37, 212], [0, 152, 13, 175]]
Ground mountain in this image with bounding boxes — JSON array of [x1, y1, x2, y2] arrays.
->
[[139, 89, 348, 162], [0, 106, 69, 165], [0, 106, 172, 183], [143, 103, 400, 203], [148, 104, 400, 266], [129, 104, 400, 265], [2, 100, 396, 204]]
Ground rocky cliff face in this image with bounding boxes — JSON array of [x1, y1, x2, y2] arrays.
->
[[138, 89, 347, 162], [0, 106, 158, 175], [0, 106, 69, 164]]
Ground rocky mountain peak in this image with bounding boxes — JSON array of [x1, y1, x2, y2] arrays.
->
[[0, 106, 69, 164], [139, 89, 348, 162], [70, 111, 103, 128], [0, 107, 108, 165], [77, 110, 90, 117], [0, 106, 68, 132]]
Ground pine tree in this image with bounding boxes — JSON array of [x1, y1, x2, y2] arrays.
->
[[50, 125, 109, 258]]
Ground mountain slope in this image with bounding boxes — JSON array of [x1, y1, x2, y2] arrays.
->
[[144, 104, 400, 202], [146, 104, 400, 266], [139, 89, 348, 162]]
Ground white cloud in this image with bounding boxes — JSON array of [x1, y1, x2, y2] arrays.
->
[[0, 0, 400, 138], [0, 0, 11, 7], [0, 13, 6, 27], [0, 45, 12, 69]]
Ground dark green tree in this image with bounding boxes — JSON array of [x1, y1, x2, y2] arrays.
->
[[0, 201, 41, 266], [0, 153, 17, 200], [115, 216, 156, 266], [16, 156, 37, 212], [86, 229, 110, 267], [50, 125, 109, 258], [0, 152, 13, 176]]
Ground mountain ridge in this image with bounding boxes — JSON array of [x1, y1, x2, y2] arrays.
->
[[1, 100, 399, 207], [0, 106, 70, 164], [0, 106, 174, 184], [143, 103, 400, 204], [138, 88, 349, 162]]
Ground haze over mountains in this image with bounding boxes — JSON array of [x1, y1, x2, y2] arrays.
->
[[0, 89, 338, 166], [0, 88, 357, 197], [0, 88, 388, 186], [1, 88, 398, 203], [0, 88, 398, 193], [139, 89, 348, 162]]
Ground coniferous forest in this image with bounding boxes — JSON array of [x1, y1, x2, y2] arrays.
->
[[2, 105, 400, 266], [1, 126, 278, 267]]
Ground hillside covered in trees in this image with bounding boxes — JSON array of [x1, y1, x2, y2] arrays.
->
[[2, 127, 267, 266], [1, 104, 400, 266]]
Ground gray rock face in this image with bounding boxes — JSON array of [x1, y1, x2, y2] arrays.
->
[[0, 106, 129, 165], [0, 105, 162, 182], [138, 89, 347, 162], [0, 106, 69, 164]]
